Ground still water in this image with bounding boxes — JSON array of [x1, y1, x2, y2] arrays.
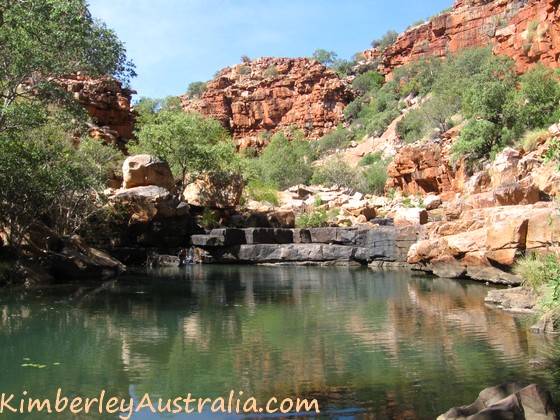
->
[[0, 265, 557, 419]]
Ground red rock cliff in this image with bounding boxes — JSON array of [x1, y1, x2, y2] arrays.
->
[[61, 74, 136, 148], [364, 0, 560, 75], [180, 57, 353, 149]]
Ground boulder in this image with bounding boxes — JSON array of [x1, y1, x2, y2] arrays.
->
[[51, 235, 125, 280], [438, 383, 556, 420], [485, 286, 538, 315], [122, 154, 175, 191], [489, 147, 521, 187], [394, 207, 428, 227], [182, 172, 243, 209], [112, 186, 180, 221], [423, 195, 441, 210]]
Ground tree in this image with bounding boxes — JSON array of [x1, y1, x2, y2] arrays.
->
[[311, 49, 338, 67], [371, 30, 398, 50], [186, 81, 207, 98], [0, 0, 136, 131], [132, 102, 237, 186]]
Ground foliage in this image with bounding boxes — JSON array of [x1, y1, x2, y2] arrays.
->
[[452, 119, 499, 162], [371, 30, 399, 50], [514, 64, 560, 130], [131, 102, 237, 185], [358, 152, 383, 166], [397, 108, 428, 144], [521, 129, 548, 152], [295, 209, 329, 228], [0, 0, 135, 132], [186, 81, 207, 98], [311, 155, 367, 192], [244, 180, 279, 206], [198, 208, 219, 229], [246, 131, 315, 190], [0, 118, 120, 248], [313, 127, 355, 156], [240, 55, 251, 63], [238, 65, 250, 75], [311, 49, 338, 66], [363, 160, 388, 195], [351, 71, 385, 96], [263, 66, 278, 78]]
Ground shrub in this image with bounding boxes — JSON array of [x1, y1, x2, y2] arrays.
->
[[514, 64, 560, 130], [245, 180, 279, 206], [452, 119, 499, 162], [311, 155, 367, 192], [255, 131, 315, 190], [364, 160, 388, 195], [311, 49, 338, 66], [240, 55, 251, 63], [351, 71, 385, 96], [263, 66, 278, 78], [238, 65, 250, 75], [521, 129, 548, 152], [186, 81, 207, 98], [397, 108, 428, 143], [358, 151, 382, 166], [295, 209, 329, 228], [314, 127, 354, 156], [371, 30, 398, 50]]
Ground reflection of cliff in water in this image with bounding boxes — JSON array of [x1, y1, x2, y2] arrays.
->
[[0, 267, 555, 419]]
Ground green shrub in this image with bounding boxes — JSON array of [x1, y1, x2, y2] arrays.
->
[[397, 108, 427, 143], [364, 160, 388, 195], [314, 127, 355, 155], [238, 65, 250, 75], [245, 180, 279, 206], [452, 119, 499, 162], [253, 131, 314, 190], [295, 209, 329, 228], [351, 71, 385, 96], [365, 108, 400, 137], [186, 81, 207, 98], [371, 30, 398, 50], [311, 155, 367, 192], [263, 66, 278, 78], [358, 151, 382, 166], [521, 129, 548, 152]]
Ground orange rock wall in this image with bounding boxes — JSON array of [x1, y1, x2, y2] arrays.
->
[[180, 57, 353, 148], [364, 0, 560, 75], [62, 75, 136, 146]]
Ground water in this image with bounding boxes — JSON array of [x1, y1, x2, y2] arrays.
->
[[0, 265, 557, 419]]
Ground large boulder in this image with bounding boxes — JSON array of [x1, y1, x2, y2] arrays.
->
[[394, 207, 428, 227], [438, 383, 556, 420], [122, 154, 175, 191], [182, 173, 243, 209]]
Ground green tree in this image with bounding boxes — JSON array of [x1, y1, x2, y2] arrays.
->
[[311, 49, 338, 66], [186, 81, 207, 98], [132, 102, 237, 186], [0, 0, 135, 131], [0, 118, 120, 249], [252, 131, 314, 190], [371, 30, 398, 50]]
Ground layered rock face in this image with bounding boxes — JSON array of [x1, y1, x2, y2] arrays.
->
[[180, 57, 353, 149], [364, 0, 560, 75], [61, 74, 136, 148]]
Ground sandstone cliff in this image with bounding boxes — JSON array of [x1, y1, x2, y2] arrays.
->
[[180, 57, 353, 149], [364, 0, 560, 75], [61, 74, 136, 149]]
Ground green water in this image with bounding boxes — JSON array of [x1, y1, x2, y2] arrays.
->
[[0, 265, 557, 419]]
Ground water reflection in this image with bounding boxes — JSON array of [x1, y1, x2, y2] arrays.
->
[[0, 266, 556, 419]]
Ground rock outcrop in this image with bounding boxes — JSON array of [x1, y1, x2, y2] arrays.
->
[[364, 0, 560, 75], [180, 57, 353, 148], [192, 226, 422, 267], [438, 383, 557, 420], [60, 74, 136, 148]]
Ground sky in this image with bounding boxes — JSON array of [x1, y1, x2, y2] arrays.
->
[[88, 0, 453, 100]]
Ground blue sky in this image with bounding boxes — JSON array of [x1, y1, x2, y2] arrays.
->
[[88, 0, 453, 100]]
